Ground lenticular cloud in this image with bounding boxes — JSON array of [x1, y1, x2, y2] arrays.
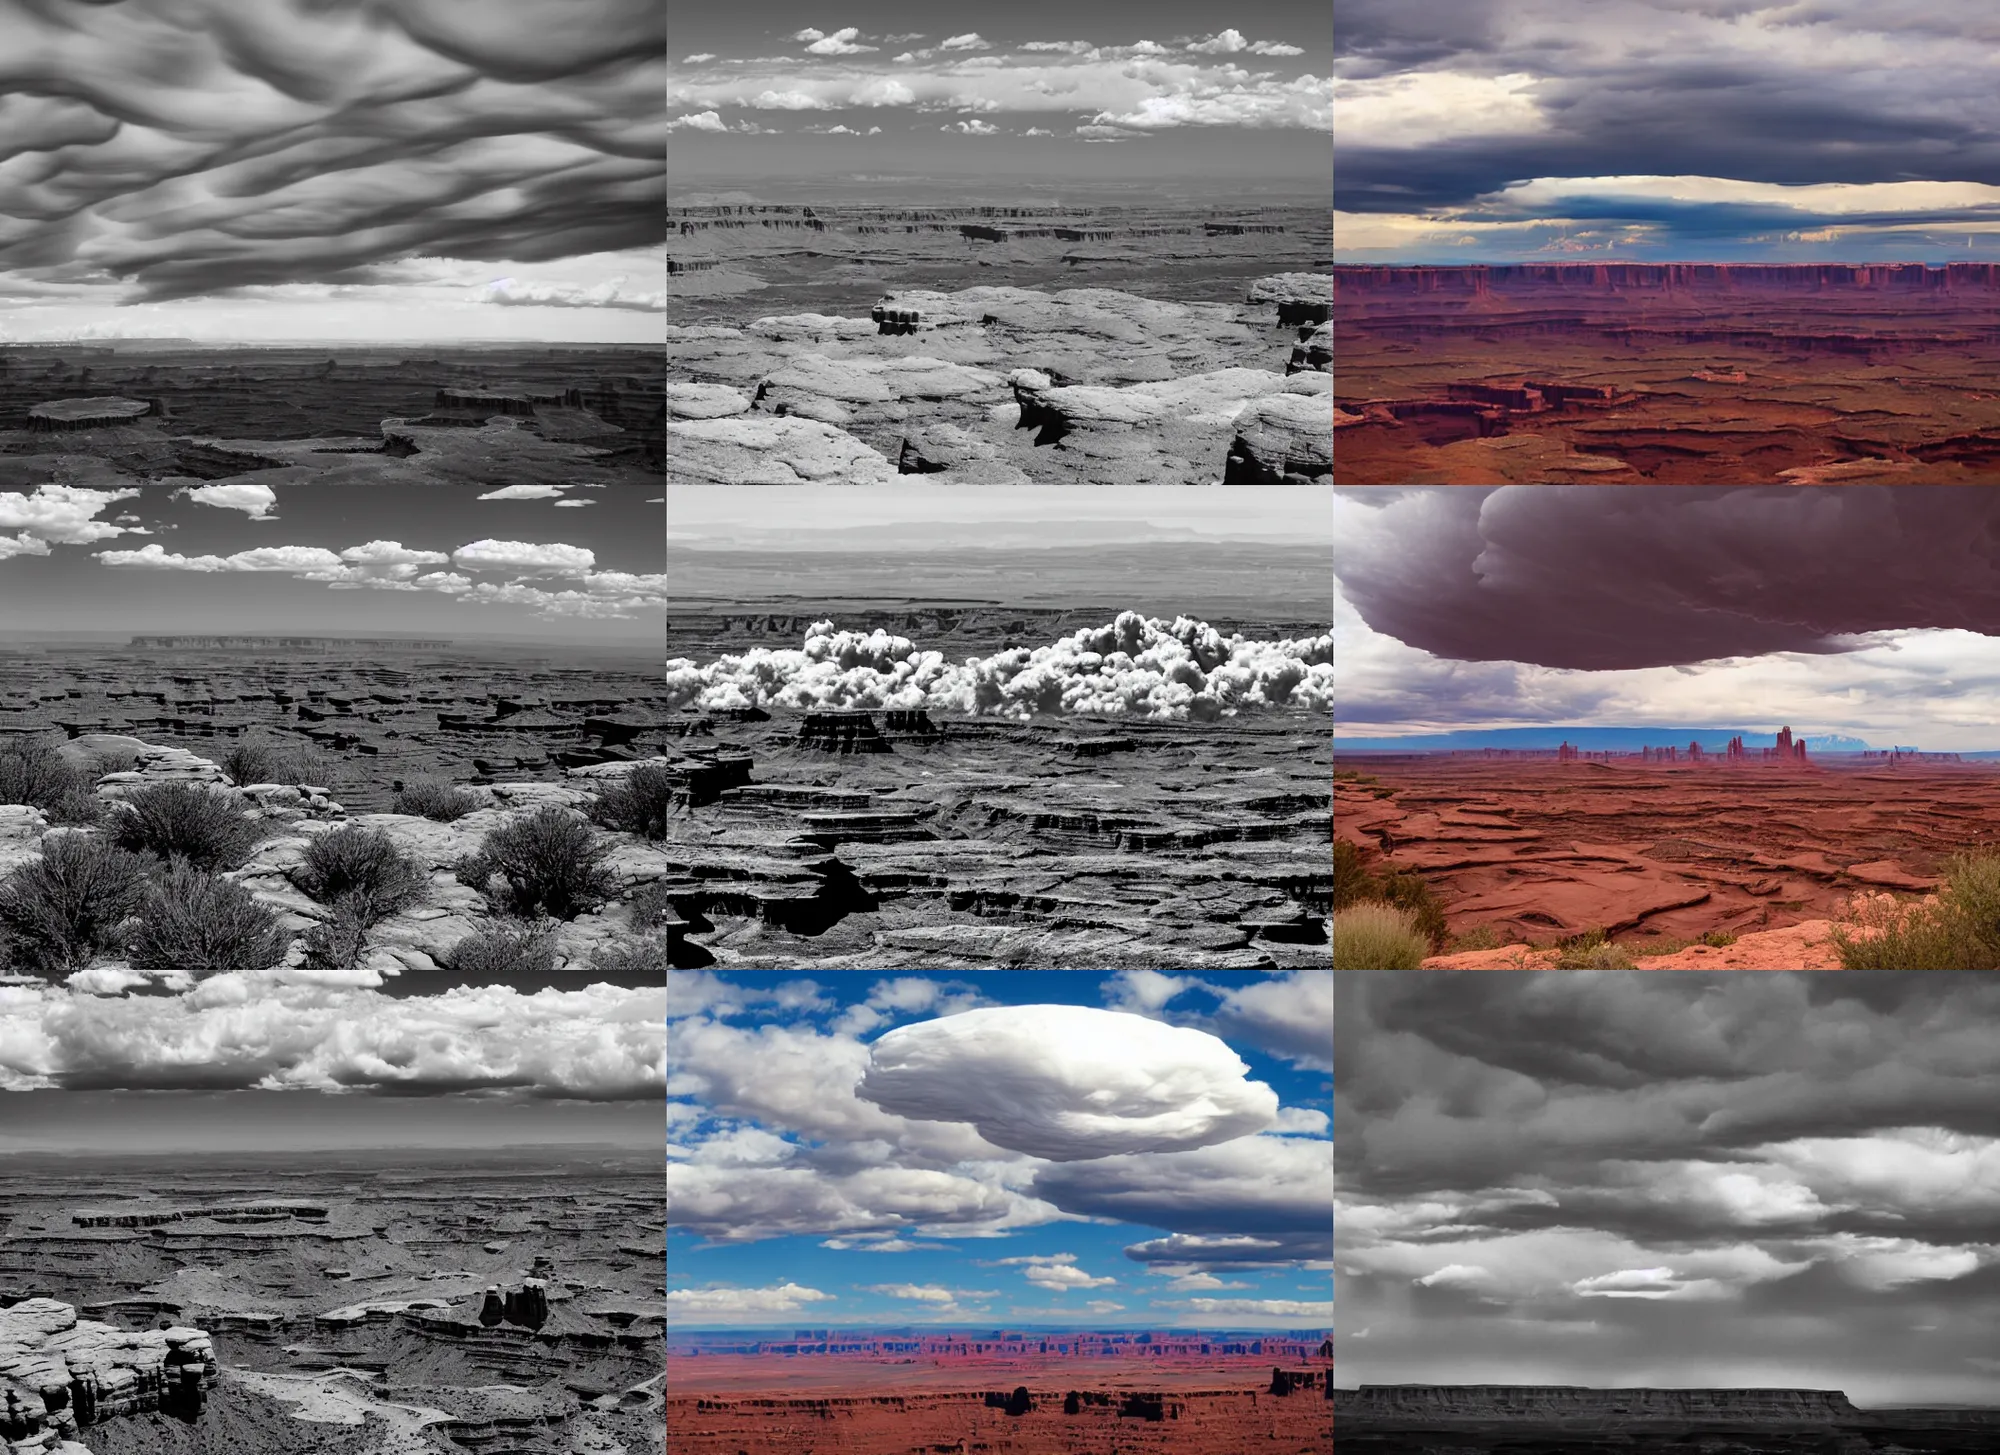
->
[[856, 1005, 1279, 1161], [664, 612, 1332, 719]]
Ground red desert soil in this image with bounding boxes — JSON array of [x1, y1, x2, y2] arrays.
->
[[1333, 262, 2000, 483], [667, 1355, 1328, 1454], [1335, 756, 1995, 960]]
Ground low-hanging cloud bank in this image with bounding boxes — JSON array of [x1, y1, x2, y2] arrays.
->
[[664, 612, 1333, 719], [1339, 486, 2000, 671]]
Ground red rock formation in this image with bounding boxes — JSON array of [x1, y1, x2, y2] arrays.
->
[[1334, 263, 2000, 296], [1338, 1384, 1863, 1424]]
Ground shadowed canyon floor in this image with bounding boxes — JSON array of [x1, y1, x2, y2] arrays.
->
[[1333, 756, 2000, 961], [1333, 264, 2000, 483], [0, 1150, 663, 1455], [668, 204, 1331, 484]]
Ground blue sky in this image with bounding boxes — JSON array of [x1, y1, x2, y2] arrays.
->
[[666, 971, 1332, 1330]]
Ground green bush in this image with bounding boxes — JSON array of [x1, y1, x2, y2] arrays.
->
[[111, 783, 263, 871], [1555, 939, 1638, 969], [0, 834, 150, 975], [0, 740, 90, 814], [1333, 901, 1431, 970], [291, 823, 425, 927], [1832, 853, 2000, 969], [392, 778, 480, 822], [1377, 871, 1448, 951], [588, 764, 675, 841], [1448, 924, 1506, 954], [1333, 838, 1371, 909], [476, 807, 618, 921], [440, 923, 561, 978], [127, 861, 288, 974]]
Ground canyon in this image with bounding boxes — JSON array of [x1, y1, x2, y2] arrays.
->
[[1333, 262, 2000, 482], [1333, 754, 2000, 961]]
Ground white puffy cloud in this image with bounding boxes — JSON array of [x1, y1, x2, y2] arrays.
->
[[0, 976, 662, 1098], [1168, 1296, 1333, 1319], [1093, 73, 1331, 130], [1211, 971, 1333, 1071], [1022, 40, 1094, 53], [667, 110, 728, 132], [944, 119, 999, 134], [939, 33, 990, 50], [174, 482, 277, 519], [1187, 29, 1251, 53], [1106, 970, 1200, 1014], [666, 1161, 1059, 1243], [819, 1234, 945, 1252], [1415, 1263, 1498, 1290], [665, 613, 1332, 720], [1156, 1271, 1250, 1291], [805, 27, 877, 55], [450, 539, 595, 576], [0, 485, 140, 545], [665, 1283, 832, 1314], [683, 53, 717, 64], [860, 1283, 956, 1302], [747, 89, 834, 110], [1025, 1261, 1116, 1290], [476, 484, 566, 500], [485, 277, 665, 311], [856, 1004, 1279, 1160], [1275, 1107, 1331, 1135]]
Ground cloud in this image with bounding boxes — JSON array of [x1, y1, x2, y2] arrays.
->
[[860, 1283, 956, 1301], [0, 485, 141, 546], [1187, 29, 1251, 54], [0, 977, 662, 1097], [1037, 1136, 1332, 1255], [451, 539, 595, 576], [683, 53, 717, 64], [1338, 487, 2000, 672], [747, 89, 835, 110], [944, 120, 1000, 135], [939, 33, 991, 50], [665, 613, 1332, 720], [174, 483, 277, 520], [485, 277, 664, 310], [0, 0, 663, 304], [668, 110, 729, 132], [665, 1282, 832, 1314], [1167, 1297, 1334, 1318], [1105, 970, 1201, 1015], [476, 485, 567, 500], [855, 1004, 1279, 1160], [819, 1235, 944, 1251], [1022, 41, 1094, 54], [805, 27, 878, 56], [1211, 971, 1334, 1072]]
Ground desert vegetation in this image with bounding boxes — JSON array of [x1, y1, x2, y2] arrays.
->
[[459, 806, 619, 922], [392, 777, 481, 822], [1333, 901, 1431, 970], [221, 737, 338, 791], [587, 762, 673, 841], [110, 782, 265, 871], [127, 861, 289, 974], [1334, 838, 1447, 962], [1832, 852, 2000, 969]]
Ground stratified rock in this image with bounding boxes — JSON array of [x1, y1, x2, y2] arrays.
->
[[26, 397, 158, 432], [1288, 321, 1330, 374], [1005, 1385, 1033, 1416], [91, 745, 235, 802], [746, 313, 879, 343], [665, 416, 895, 483], [1336, 1386, 1865, 1425], [896, 422, 1031, 483], [666, 383, 752, 419], [1226, 385, 1333, 482], [1248, 273, 1333, 326], [0, 1299, 216, 1446]]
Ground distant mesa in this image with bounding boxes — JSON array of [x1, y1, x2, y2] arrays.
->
[[1333, 261, 2000, 298], [128, 636, 456, 651], [1336, 1385, 1872, 1427], [797, 710, 894, 754], [27, 395, 160, 431]]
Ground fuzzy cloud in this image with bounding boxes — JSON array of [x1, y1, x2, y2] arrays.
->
[[664, 613, 1333, 720], [0, 485, 141, 546], [856, 1005, 1280, 1161], [805, 27, 877, 56], [450, 539, 595, 576], [173, 483, 278, 520], [665, 1283, 832, 1314], [485, 277, 665, 311], [668, 110, 729, 131]]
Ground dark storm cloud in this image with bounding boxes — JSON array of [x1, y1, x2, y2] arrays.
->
[[1336, 971, 2000, 1399], [0, 0, 663, 302], [1336, 486, 2000, 671], [1335, 0, 2000, 212]]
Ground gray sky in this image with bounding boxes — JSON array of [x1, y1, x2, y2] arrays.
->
[[1338, 971, 2000, 1407]]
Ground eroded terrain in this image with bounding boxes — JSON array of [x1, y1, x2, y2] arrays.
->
[[1333, 755, 2000, 953], [0, 1152, 662, 1455], [668, 204, 1331, 484], [1334, 263, 2000, 483]]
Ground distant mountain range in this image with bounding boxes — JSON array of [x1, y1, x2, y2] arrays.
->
[[1336, 727, 1876, 752]]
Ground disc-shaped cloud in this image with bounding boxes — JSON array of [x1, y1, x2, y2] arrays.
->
[[856, 1005, 1277, 1161]]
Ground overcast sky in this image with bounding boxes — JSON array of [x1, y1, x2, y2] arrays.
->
[[1334, 486, 2000, 751], [1335, 0, 2000, 262], [1337, 971, 2000, 1407], [667, 3, 1329, 190], [667, 971, 1331, 1330], [0, 0, 663, 342]]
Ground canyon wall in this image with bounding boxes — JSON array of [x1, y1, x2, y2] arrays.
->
[[1336, 1385, 1864, 1424]]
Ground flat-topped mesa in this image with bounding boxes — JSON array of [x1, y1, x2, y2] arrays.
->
[[1332, 262, 2000, 298], [0, 1299, 217, 1445], [667, 256, 723, 274], [128, 636, 455, 651], [26, 396, 159, 432], [1337, 1386, 1866, 1425], [432, 385, 565, 417], [796, 711, 892, 754]]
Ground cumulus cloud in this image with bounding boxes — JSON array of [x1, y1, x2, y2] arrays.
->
[[476, 484, 567, 500], [0, 976, 662, 1097], [944, 120, 1000, 135], [682, 53, 717, 64], [860, 1283, 956, 1301], [485, 276, 665, 310], [939, 33, 991, 50], [174, 482, 278, 520], [856, 1005, 1279, 1161], [665, 1282, 831, 1314], [0, 0, 663, 304], [664, 613, 1332, 720], [451, 539, 595, 576], [0, 485, 140, 546], [1170, 1296, 1334, 1318], [667, 110, 729, 132], [804, 27, 878, 55]]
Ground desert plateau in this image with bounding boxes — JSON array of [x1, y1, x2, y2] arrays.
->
[[1333, 264, 2000, 483], [665, 1329, 1330, 1455], [0, 1149, 662, 1455], [668, 202, 1331, 484]]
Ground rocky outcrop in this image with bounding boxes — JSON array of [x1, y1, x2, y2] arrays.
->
[[476, 1281, 549, 1331], [1287, 322, 1330, 374], [26, 397, 157, 432], [1117, 1393, 1182, 1421], [1225, 387, 1333, 482], [664, 415, 895, 483], [666, 383, 751, 420], [0, 1300, 216, 1448], [796, 712, 891, 754], [1336, 1385, 1865, 1425], [1248, 273, 1332, 326], [1335, 262, 2000, 297]]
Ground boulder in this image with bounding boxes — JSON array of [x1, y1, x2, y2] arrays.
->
[[1225, 387, 1332, 482], [1248, 273, 1333, 326], [665, 383, 751, 420], [1288, 321, 1331, 374]]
